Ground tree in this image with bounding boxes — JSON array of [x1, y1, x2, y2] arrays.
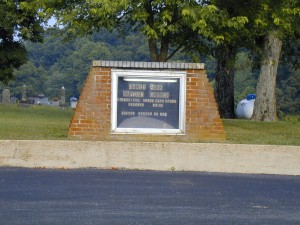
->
[[36, 0, 300, 121], [13, 62, 47, 96], [38, 0, 252, 118], [252, 31, 282, 121], [251, 1, 300, 121], [7, 27, 300, 114], [186, 1, 250, 118], [38, 0, 202, 62], [234, 51, 257, 104], [277, 64, 300, 115], [7, 29, 152, 100], [0, 0, 44, 84], [190, 0, 300, 120]]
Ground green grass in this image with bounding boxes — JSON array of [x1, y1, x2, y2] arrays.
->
[[224, 119, 300, 146], [0, 104, 73, 140], [0, 104, 299, 145]]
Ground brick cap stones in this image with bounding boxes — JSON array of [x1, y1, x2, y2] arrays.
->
[[93, 60, 205, 70]]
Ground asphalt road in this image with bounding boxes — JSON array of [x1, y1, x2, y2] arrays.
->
[[0, 168, 300, 225]]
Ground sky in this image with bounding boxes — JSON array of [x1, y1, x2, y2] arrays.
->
[[47, 17, 56, 27]]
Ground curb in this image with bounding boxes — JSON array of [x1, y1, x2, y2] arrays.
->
[[0, 140, 300, 175]]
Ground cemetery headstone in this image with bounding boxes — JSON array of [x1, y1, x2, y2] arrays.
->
[[21, 84, 27, 103], [60, 86, 66, 107], [2, 89, 10, 103], [70, 97, 78, 109]]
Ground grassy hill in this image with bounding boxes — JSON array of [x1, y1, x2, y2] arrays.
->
[[0, 104, 299, 145]]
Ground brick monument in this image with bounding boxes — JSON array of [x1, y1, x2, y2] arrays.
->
[[68, 61, 225, 142]]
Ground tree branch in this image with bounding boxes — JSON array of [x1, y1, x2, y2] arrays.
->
[[167, 44, 184, 60]]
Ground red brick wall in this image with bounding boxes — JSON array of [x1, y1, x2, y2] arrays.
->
[[68, 67, 226, 142], [185, 69, 225, 142]]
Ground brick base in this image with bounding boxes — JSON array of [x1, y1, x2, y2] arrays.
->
[[68, 61, 225, 142]]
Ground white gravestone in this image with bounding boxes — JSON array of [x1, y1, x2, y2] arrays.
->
[[2, 89, 10, 103]]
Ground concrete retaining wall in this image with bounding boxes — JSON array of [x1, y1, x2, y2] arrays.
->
[[0, 140, 299, 175]]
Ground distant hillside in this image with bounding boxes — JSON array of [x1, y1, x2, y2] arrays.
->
[[1, 29, 299, 115]]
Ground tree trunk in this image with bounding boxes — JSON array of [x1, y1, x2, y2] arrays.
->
[[148, 37, 169, 62], [214, 45, 236, 119], [252, 31, 282, 121], [158, 35, 169, 62], [148, 38, 159, 62]]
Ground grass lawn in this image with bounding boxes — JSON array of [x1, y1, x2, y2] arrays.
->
[[0, 103, 299, 145], [223, 119, 300, 146], [0, 104, 73, 140]]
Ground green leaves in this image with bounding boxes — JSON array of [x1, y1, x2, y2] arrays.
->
[[0, 42, 28, 84], [181, 8, 191, 17], [36, 0, 203, 59], [253, 0, 300, 37], [191, 3, 251, 45], [255, 19, 268, 27], [142, 25, 158, 39], [0, 0, 45, 83], [227, 17, 249, 29]]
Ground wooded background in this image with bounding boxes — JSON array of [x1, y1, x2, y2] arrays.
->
[[1, 29, 299, 116], [1, 0, 299, 119]]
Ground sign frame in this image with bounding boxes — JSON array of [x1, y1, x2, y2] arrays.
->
[[111, 69, 186, 134]]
